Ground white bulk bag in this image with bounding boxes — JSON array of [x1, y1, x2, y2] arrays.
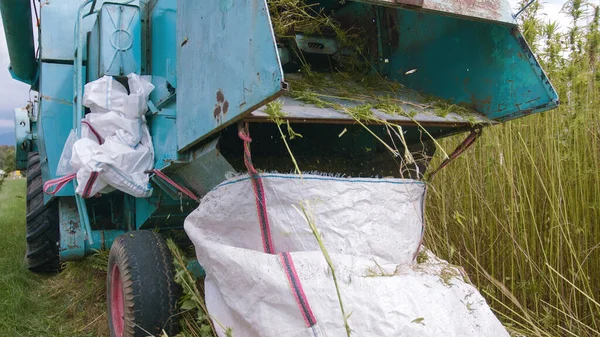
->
[[55, 74, 155, 198], [184, 174, 509, 337], [82, 73, 154, 119]]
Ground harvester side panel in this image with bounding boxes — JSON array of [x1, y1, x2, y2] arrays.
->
[[38, 62, 78, 202], [40, 0, 93, 62], [148, 0, 177, 108], [176, 0, 285, 151]]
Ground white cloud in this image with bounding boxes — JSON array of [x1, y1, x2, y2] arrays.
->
[[0, 13, 35, 126]]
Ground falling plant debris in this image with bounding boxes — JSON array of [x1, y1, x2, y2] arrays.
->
[[265, 100, 303, 176], [411, 317, 425, 325]]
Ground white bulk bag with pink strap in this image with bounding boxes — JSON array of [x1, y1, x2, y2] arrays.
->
[[47, 74, 154, 198], [184, 174, 509, 337]]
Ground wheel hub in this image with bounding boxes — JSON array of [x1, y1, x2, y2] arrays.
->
[[110, 264, 125, 336]]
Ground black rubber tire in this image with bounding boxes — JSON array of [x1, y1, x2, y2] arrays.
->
[[25, 152, 60, 272], [107, 230, 180, 337]]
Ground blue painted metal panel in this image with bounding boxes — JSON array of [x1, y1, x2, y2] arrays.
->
[[148, 106, 179, 169], [88, 3, 142, 80], [135, 197, 158, 230], [187, 260, 206, 279], [176, 0, 284, 150], [40, 0, 143, 61], [148, 0, 177, 105], [38, 62, 76, 202], [40, 0, 91, 61], [59, 197, 86, 260], [386, 8, 558, 121], [59, 197, 126, 260], [89, 230, 126, 251]]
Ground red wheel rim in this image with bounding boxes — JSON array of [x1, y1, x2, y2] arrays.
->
[[110, 264, 125, 336]]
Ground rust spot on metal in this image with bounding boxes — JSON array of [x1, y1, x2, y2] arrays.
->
[[468, 94, 492, 111], [213, 106, 222, 119], [395, 0, 424, 7], [41, 95, 72, 106], [223, 101, 229, 114], [214, 90, 229, 123]]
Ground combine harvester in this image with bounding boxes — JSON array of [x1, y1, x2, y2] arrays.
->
[[0, 0, 557, 336]]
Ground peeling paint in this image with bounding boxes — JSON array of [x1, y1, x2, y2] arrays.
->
[[41, 95, 73, 106]]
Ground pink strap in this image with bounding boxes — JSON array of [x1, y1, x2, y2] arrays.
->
[[151, 169, 200, 201], [81, 171, 99, 198], [238, 122, 275, 254], [428, 128, 482, 181], [280, 252, 317, 327], [43, 173, 77, 195], [239, 124, 317, 327], [81, 120, 104, 144]]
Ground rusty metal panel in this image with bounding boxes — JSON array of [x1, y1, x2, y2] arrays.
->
[[395, 0, 424, 7], [176, 0, 285, 151], [354, 0, 516, 24]]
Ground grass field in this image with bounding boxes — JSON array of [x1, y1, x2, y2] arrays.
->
[[0, 179, 108, 336]]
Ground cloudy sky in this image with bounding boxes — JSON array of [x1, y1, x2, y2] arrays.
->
[[0, 0, 584, 136], [0, 16, 34, 134]]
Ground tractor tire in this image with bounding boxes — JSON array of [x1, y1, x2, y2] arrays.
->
[[107, 230, 180, 337], [25, 152, 60, 272]]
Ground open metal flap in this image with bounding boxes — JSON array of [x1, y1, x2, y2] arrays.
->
[[176, 0, 285, 151], [328, 1, 559, 123]]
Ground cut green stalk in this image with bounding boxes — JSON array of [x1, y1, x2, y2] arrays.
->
[[294, 202, 352, 337], [167, 239, 218, 336], [265, 101, 303, 176]]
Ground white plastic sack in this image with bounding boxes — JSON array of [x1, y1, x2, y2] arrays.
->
[[82, 73, 154, 119], [184, 174, 509, 337], [59, 74, 155, 198], [56, 129, 78, 176], [70, 135, 152, 198]]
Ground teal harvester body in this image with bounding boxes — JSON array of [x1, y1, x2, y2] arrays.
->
[[1, 0, 555, 295]]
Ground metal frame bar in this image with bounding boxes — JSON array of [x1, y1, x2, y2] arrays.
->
[[73, 0, 95, 245], [71, 0, 138, 246], [513, 0, 536, 19]]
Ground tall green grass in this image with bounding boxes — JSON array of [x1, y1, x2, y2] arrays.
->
[[424, 3, 600, 335], [425, 54, 600, 337], [0, 179, 109, 336]]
